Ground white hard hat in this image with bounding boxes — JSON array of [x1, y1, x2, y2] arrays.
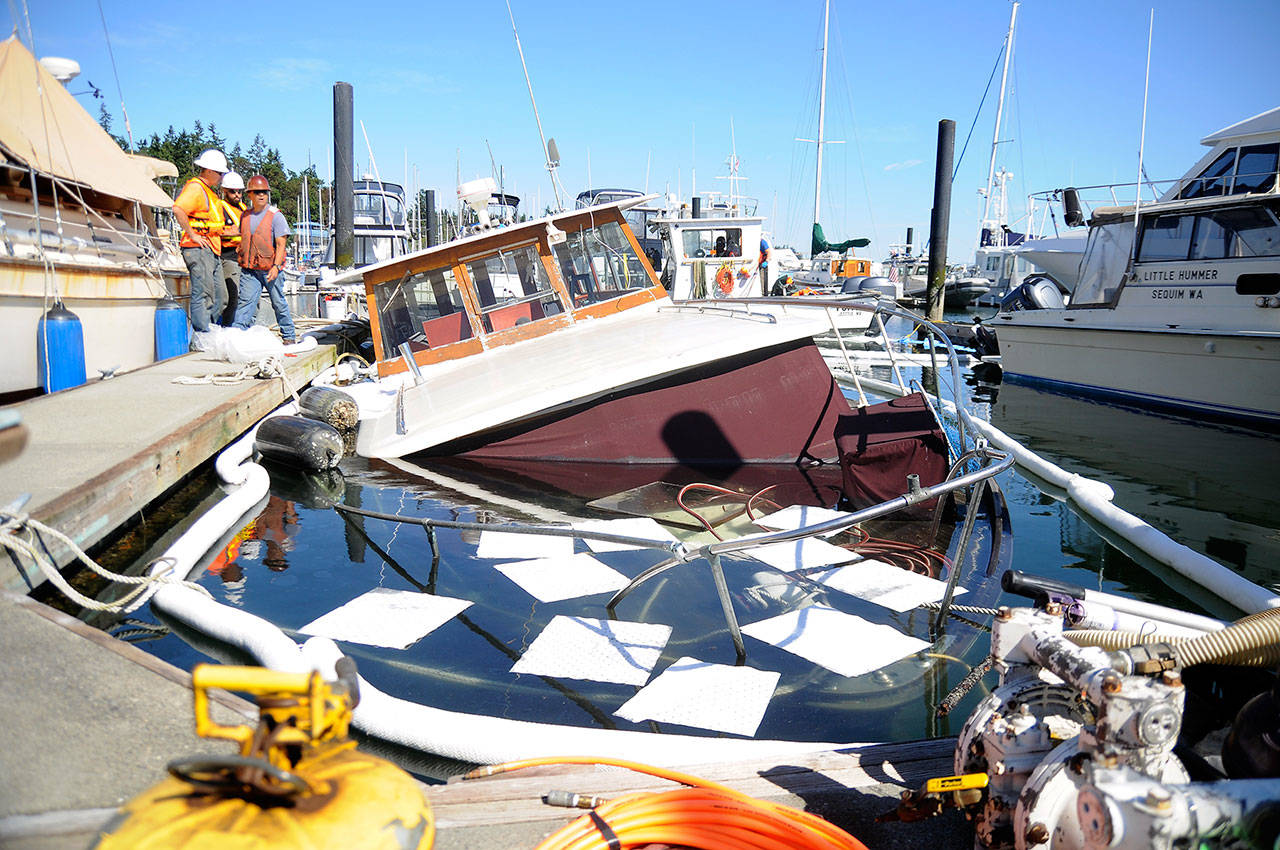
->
[[221, 171, 245, 190], [192, 149, 228, 173]]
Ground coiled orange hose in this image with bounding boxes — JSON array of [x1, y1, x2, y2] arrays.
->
[[464, 756, 869, 850]]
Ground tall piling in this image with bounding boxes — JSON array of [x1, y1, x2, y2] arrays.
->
[[906, 227, 914, 255], [926, 119, 955, 322], [333, 82, 354, 270], [424, 189, 438, 248]]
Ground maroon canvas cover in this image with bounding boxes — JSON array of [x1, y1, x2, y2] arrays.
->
[[835, 393, 950, 509], [445, 340, 853, 465]]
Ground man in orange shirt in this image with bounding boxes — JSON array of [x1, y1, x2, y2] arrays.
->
[[172, 149, 229, 334]]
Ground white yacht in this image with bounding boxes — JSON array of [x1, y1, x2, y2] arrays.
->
[[994, 107, 1280, 426]]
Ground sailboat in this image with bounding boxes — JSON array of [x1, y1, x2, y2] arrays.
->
[[788, 0, 877, 292]]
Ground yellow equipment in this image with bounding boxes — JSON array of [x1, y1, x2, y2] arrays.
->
[[91, 658, 434, 850]]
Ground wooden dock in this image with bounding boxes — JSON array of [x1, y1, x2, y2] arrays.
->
[[0, 591, 968, 850], [0, 344, 335, 595]]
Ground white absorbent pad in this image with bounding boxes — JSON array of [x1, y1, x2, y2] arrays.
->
[[754, 505, 855, 537], [812, 559, 967, 611], [476, 528, 575, 560], [511, 616, 672, 685], [741, 605, 930, 677], [615, 656, 780, 737], [573, 517, 681, 553], [299, 588, 472, 649], [740, 536, 862, 572], [494, 552, 630, 603]]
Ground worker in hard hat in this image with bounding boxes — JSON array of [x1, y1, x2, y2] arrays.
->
[[172, 149, 228, 335], [233, 175, 297, 344], [217, 172, 247, 326]]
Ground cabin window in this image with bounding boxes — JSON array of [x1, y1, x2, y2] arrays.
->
[[1137, 214, 1194, 261], [374, 266, 474, 354], [1146, 203, 1280, 262], [465, 243, 565, 333], [680, 227, 743, 258], [354, 191, 405, 226], [554, 221, 652, 305], [353, 235, 406, 266], [1179, 149, 1237, 199], [1232, 144, 1278, 194]]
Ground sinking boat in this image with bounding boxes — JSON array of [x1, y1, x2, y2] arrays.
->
[[994, 106, 1280, 426], [321, 195, 864, 463]]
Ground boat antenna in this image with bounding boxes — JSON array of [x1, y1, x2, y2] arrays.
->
[[505, 0, 562, 210], [95, 0, 133, 150], [1132, 8, 1154, 263], [981, 1, 1018, 239]]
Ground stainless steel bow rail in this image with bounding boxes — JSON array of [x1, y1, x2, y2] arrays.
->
[[332, 446, 1013, 659]]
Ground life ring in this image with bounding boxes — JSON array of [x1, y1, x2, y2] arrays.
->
[[715, 265, 734, 295]]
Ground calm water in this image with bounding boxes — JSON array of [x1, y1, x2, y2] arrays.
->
[[121, 317, 1280, 756]]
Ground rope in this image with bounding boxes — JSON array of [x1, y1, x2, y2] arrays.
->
[[917, 601, 1001, 616], [171, 354, 299, 401], [0, 510, 211, 613]]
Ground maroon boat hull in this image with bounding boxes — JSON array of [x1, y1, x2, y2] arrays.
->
[[434, 340, 854, 465]]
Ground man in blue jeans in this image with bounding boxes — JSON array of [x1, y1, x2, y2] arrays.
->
[[232, 174, 296, 343]]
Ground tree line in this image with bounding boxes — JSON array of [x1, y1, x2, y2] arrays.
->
[[101, 110, 323, 225]]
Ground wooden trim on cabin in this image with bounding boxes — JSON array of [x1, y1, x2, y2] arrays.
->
[[366, 205, 666, 372]]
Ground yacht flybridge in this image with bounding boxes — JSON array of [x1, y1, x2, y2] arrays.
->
[[340, 196, 859, 462], [995, 107, 1280, 426]]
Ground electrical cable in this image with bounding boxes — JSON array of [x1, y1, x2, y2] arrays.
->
[[464, 756, 870, 850]]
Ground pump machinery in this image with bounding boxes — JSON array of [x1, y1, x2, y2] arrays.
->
[[886, 585, 1280, 850]]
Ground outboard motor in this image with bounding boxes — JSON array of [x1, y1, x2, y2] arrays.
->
[[1000, 275, 1065, 313], [840, 276, 869, 294], [971, 317, 1000, 358]]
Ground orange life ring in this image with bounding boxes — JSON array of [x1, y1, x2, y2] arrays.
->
[[715, 265, 734, 295]]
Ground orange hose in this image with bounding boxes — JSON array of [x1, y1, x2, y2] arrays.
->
[[465, 756, 869, 850]]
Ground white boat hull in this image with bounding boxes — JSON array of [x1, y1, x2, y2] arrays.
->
[[997, 319, 1280, 424], [0, 262, 186, 394]]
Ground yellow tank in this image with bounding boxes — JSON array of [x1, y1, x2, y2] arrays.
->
[[91, 662, 434, 850]]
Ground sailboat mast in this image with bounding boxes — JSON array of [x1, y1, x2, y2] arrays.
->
[[982, 1, 1019, 228], [813, 0, 830, 228]]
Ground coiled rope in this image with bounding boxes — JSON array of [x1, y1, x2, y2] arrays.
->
[[0, 509, 211, 613], [465, 756, 870, 850]]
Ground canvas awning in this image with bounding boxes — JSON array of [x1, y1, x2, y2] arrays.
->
[[0, 36, 174, 208]]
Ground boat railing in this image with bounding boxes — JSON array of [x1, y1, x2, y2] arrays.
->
[[334, 443, 1013, 658], [0, 196, 167, 268], [1027, 166, 1279, 222]]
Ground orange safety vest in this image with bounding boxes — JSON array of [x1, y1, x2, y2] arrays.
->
[[177, 177, 224, 251], [220, 198, 246, 250], [238, 208, 281, 270]]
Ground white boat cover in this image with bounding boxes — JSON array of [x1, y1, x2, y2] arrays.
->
[[0, 36, 173, 208]]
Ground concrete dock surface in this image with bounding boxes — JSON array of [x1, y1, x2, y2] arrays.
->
[[0, 590, 971, 849]]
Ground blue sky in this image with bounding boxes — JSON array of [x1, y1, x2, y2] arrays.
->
[[8, 0, 1278, 260]]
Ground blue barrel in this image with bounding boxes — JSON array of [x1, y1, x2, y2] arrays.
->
[[154, 296, 189, 360], [37, 302, 87, 393]]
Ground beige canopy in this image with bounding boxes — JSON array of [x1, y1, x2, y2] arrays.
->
[[0, 36, 174, 208]]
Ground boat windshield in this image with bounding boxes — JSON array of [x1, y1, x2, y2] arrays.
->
[[1072, 221, 1134, 307], [553, 220, 651, 305], [465, 242, 566, 333], [354, 191, 406, 226], [374, 265, 475, 354]]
